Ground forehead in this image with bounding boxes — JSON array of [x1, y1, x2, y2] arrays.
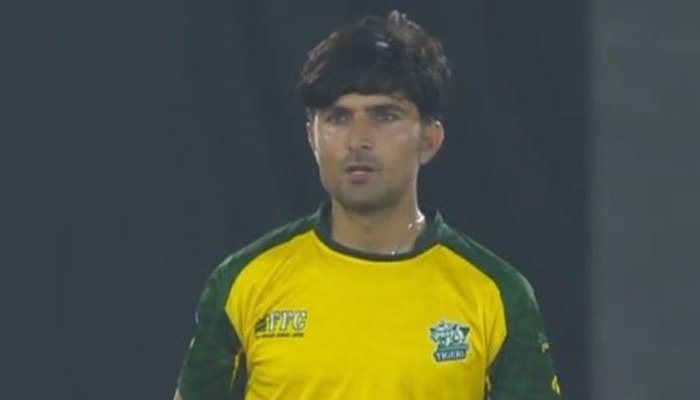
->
[[328, 93, 417, 111]]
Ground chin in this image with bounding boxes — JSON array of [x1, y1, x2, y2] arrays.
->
[[333, 192, 398, 215]]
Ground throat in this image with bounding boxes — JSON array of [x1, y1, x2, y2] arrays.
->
[[329, 206, 426, 255]]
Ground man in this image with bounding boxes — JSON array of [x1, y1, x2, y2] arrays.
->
[[174, 10, 561, 400]]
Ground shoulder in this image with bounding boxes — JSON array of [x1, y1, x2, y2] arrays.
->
[[436, 222, 537, 306], [203, 212, 318, 299]]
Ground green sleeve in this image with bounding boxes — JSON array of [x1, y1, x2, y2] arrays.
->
[[488, 277, 562, 400], [177, 264, 247, 400]]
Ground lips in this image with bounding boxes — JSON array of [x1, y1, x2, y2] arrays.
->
[[345, 164, 376, 173], [344, 163, 377, 183]]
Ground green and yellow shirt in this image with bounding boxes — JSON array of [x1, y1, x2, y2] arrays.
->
[[177, 204, 561, 400]]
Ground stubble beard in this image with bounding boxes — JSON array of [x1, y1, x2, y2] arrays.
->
[[331, 180, 409, 216]]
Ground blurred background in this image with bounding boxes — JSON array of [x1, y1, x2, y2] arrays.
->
[[1, 0, 698, 399]]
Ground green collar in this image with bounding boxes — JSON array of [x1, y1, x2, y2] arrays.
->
[[312, 202, 445, 262]]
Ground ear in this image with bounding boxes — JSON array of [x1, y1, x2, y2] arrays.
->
[[306, 120, 319, 163], [418, 120, 445, 165]]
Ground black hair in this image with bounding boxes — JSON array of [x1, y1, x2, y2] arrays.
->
[[298, 10, 452, 122]]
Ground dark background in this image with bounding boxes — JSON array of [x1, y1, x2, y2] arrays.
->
[[5, 0, 695, 399]]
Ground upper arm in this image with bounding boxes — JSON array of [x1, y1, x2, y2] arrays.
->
[[175, 268, 247, 400], [487, 279, 562, 400]]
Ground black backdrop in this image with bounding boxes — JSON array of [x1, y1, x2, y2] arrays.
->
[[2, 1, 588, 399]]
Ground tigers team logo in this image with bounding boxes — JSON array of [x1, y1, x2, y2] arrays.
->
[[429, 320, 470, 362]]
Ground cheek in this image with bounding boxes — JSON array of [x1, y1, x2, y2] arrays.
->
[[315, 148, 341, 181], [382, 139, 421, 170], [314, 131, 343, 159]]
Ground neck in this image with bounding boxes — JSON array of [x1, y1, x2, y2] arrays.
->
[[329, 197, 425, 255]]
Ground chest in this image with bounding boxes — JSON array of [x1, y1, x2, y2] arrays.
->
[[234, 262, 492, 397]]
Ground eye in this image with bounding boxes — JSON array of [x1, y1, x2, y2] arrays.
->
[[373, 111, 400, 123], [323, 111, 350, 125]]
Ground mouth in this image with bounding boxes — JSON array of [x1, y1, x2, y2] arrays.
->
[[345, 164, 377, 174], [344, 164, 378, 183]]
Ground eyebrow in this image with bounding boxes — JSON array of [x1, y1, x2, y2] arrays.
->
[[322, 103, 408, 114], [366, 104, 408, 114]]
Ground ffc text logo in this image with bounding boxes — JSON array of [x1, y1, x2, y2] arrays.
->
[[255, 309, 308, 339]]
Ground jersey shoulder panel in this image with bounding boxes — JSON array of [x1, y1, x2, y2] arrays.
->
[[209, 212, 318, 298], [437, 223, 537, 312], [177, 213, 317, 400], [436, 227, 561, 399]]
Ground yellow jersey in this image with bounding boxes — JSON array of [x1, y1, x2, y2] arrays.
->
[[177, 204, 561, 399]]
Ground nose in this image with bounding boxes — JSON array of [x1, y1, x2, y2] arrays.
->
[[346, 116, 374, 151]]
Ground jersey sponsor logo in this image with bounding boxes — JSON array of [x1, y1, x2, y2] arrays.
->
[[429, 320, 470, 362], [254, 309, 308, 339], [551, 375, 561, 395]]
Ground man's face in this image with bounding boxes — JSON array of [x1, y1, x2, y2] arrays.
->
[[307, 93, 443, 214]]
